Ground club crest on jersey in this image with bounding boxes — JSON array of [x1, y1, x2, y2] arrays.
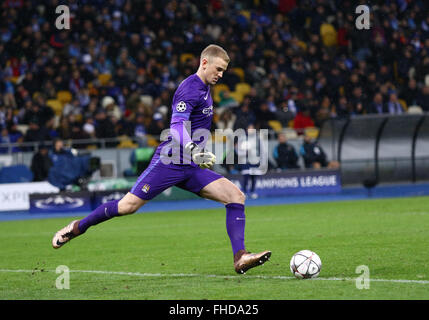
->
[[176, 101, 187, 112], [202, 105, 213, 117], [142, 184, 150, 193]]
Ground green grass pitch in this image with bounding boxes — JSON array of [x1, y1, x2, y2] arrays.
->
[[0, 196, 428, 300]]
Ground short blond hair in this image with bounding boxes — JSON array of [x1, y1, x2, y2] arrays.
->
[[200, 44, 230, 64]]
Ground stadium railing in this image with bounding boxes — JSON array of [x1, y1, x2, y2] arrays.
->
[[317, 113, 429, 184]]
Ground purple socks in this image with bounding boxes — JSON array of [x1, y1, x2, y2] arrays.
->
[[225, 203, 246, 255], [78, 200, 120, 234]]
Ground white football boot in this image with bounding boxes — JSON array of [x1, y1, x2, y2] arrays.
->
[[234, 250, 272, 274], [52, 220, 80, 249]]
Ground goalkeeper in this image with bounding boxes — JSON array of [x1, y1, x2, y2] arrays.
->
[[52, 44, 271, 274]]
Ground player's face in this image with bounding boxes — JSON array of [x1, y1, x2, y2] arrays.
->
[[203, 56, 228, 85]]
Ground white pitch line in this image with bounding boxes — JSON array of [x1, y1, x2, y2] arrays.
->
[[1, 269, 429, 285]]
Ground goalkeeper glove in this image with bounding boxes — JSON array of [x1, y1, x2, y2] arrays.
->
[[185, 142, 216, 169]]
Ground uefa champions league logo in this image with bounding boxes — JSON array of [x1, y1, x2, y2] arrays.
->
[[35, 196, 84, 209]]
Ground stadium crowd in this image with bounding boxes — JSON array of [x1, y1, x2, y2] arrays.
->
[[1, 0, 429, 160]]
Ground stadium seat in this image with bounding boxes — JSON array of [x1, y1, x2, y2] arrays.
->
[[282, 128, 298, 140], [231, 67, 245, 82], [229, 91, 244, 103], [0, 164, 33, 183], [98, 73, 112, 86], [320, 23, 338, 47], [211, 133, 227, 143], [10, 76, 20, 84], [118, 138, 138, 149], [74, 113, 83, 122], [304, 127, 320, 139], [46, 99, 64, 116], [213, 84, 230, 104], [407, 105, 423, 114], [263, 49, 276, 58], [56, 90, 72, 104], [180, 53, 195, 64], [297, 40, 307, 51], [146, 135, 160, 147], [398, 98, 408, 111], [239, 10, 251, 21], [268, 120, 283, 133], [235, 82, 251, 96]]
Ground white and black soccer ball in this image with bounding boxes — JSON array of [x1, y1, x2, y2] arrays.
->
[[290, 250, 322, 279]]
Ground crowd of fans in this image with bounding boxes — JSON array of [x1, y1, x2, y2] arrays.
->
[[1, 0, 429, 159]]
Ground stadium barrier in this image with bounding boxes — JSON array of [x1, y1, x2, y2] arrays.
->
[[0, 181, 59, 212], [227, 169, 341, 196], [318, 113, 429, 185], [29, 191, 92, 213], [29, 186, 201, 213], [27, 169, 341, 213]]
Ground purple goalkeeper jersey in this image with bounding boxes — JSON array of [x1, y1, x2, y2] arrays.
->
[[130, 73, 223, 200], [156, 73, 214, 166]]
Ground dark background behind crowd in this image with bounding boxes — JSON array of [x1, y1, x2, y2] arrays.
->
[[1, 0, 429, 154]]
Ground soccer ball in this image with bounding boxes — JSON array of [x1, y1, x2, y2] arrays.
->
[[290, 250, 322, 279]]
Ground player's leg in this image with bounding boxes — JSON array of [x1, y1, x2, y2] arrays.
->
[[52, 156, 180, 249], [199, 177, 271, 274], [77, 192, 148, 232], [183, 170, 271, 274], [51, 193, 149, 249]]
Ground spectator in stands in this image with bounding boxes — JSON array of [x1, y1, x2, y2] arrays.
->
[[367, 92, 387, 114], [254, 101, 275, 130], [147, 112, 165, 136], [293, 107, 315, 133], [6, 123, 23, 152], [216, 108, 236, 131], [333, 96, 351, 118], [30, 143, 52, 181], [83, 117, 96, 139], [273, 133, 300, 171], [386, 92, 405, 114], [218, 90, 239, 111], [315, 96, 334, 127], [51, 138, 72, 158], [400, 78, 419, 107], [95, 109, 117, 140], [24, 119, 51, 150], [417, 86, 429, 111], [1, 0, 428, 157], [0, 126, 11, 153], [300, 135, 339, 169], [233, 96, 255, 131], [101, 96, 122, 120], [62, 98, 83, 117], [275, 100, 296, 127], [94, 111, 118, 148]]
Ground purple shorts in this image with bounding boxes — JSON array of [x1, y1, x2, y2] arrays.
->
[[130, 154, 223, 200]]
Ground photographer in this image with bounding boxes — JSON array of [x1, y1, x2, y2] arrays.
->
[[48, 138, 99, 190]]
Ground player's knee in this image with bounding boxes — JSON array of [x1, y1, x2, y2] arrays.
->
[[118, 198, 146, 215], [230, 189, 246, 205]]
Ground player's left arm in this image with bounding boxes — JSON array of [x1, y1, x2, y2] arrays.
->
[[170, 98, 216, 169]]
